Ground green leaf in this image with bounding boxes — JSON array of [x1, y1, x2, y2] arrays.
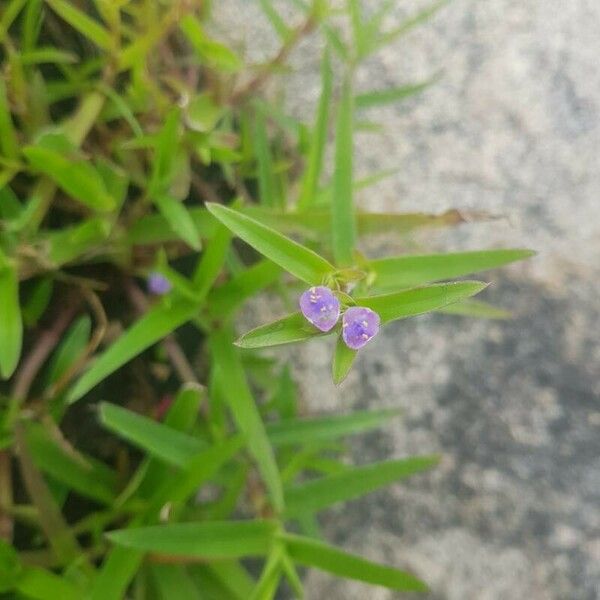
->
[[67, 298, 200, 403], [149, 564, 201, 600], [298, 48, 333, 210], [437, 298, 512, 319], [282, 533, 427, 591], [235, 312, 327, 349], [378, 0, 449, 50], [253, 108, 280, 208], [88, 547, 143, 600], [18, 48, 78, 65], [356, 76, 438, 109], [15, 566, 82, 600], [249, 545, 283, 600], [266, 408, 400, 447], [186, 93, 224, 132], [0, 254, 22, 379], [180, 15, 242, 72], [154, 194, 202, 250], [23, 146, 115, 212], [45, 0, 112, 49], [107, 520, 277, 559], [190, 562, 255, 600], [258, 0, 291, 41], [284, 455, 439, 517], [332, 337, 357, 384], [0, 79, 18, 160], [211, 328, 284, 512], [358, 281, 488, 324], [45, 217, 111, 266], [331, 80, 355, 266], [45, 315, 91, 386], [370, 249, 535, 291], [206, 203, 334, 284], [25, 422, 116, 504], [0, 539, 21, 592], [99, 403, 204, 468], [22, 277, 53, 327]]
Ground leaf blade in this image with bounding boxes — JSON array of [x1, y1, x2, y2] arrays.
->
[[206, 203, 334, 284]]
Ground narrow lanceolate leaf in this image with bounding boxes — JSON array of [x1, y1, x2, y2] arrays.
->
[[0, 254, 22, 379], [236, 312, 329, 349], [0, 79, 18, 159], [207, 203, 334, 284], [265, 409, 400, 447], [355, 76, 438, 109], [107, 521, 277, 559], [154, 194, 202, 250], [332, 337, 358, 384], [23, 146, 115, 212], [281, 534, 428, 592], [89, 547, 144, 600], [358, 281, 488, 324], [284, 456, 439, 517], [331, 80, 355, 266], [254, 109, 279, 208], [298, 48, 333, 210], [211, 328, 284, 512], [67, 298, 200, 403], [370, 249, 535, 291], [99, 403, 204, 468], [45, 0, 112, 49], [437, 298, 512, 319], [258, 0, 291, 41]]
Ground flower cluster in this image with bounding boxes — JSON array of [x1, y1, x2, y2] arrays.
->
[[299, 286, 380, 350]]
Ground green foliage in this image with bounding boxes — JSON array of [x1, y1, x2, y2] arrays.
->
[[0, 1, 533, 598]]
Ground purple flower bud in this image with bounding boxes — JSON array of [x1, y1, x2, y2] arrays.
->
[[147, 272, 172, 296], [342, 306, 380, 350], [299, 286, 341, 332]]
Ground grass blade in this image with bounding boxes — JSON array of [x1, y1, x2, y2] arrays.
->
[[284, 455, 439, 517], [107, 520, 277, 559], [211, 327, 284, 512], [331, 80, 355, 266], [358, 281, 488, 324], [356, 76, 438, 109], [45, 0, 112, 50], [99, 403, 204, 468], [282, 533, 427, 592], [266, 408, 400, 447], [298, 48, 332, 210], [0, 253, 22, 379], [370, 249, 535, 291]]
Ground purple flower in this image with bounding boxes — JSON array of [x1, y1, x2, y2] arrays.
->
[[299, 286, 341, 332], [147, 272, 172, 296], [342, 306, 380, 350]]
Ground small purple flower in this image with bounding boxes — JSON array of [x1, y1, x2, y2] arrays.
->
[[147, 272, 172, 296], [342, 306, 380, 350], [299, 286, 341, 332]]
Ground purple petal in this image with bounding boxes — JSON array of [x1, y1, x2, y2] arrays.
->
[[299, 286, 341, 332], [147, 272, 172, 296], [342, 306, 380, 350]]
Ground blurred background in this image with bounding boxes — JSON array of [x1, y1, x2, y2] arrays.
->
[[212, 1, 600, 598]]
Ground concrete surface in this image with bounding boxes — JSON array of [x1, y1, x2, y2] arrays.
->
[[212, 1, 600, 598]]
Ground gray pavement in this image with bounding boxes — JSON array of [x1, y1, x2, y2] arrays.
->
[[213, 1, 600, 598]]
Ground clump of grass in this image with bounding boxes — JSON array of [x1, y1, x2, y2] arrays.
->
[[0, 1, 532, 598]]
